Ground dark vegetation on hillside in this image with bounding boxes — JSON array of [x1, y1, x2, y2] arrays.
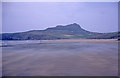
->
[[1, 23, 119, 40]]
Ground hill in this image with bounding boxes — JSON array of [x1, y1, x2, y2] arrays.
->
[[1, 23, 119, 40]]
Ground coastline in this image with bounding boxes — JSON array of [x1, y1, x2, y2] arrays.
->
[[44, 39, 118, 43]]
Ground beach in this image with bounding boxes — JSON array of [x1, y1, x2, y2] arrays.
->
[[2, 39, 118, 76]]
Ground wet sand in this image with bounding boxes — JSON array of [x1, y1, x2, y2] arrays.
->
[[46, 39, 118, 43], [2, 39, 118, 76]]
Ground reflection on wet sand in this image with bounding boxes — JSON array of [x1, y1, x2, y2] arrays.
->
[[2, 39, 118, 76]]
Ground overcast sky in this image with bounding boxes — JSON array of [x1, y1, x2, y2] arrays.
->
[[2, 2, 118, 33]]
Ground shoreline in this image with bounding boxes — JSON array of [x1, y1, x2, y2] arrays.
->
[[46, 39, 118, 43], [1, 39, 118, 42]]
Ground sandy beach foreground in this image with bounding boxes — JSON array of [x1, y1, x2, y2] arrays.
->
[[2, 39, 118, 76]]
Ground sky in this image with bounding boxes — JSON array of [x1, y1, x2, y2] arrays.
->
[[2, 2, 118, 33]]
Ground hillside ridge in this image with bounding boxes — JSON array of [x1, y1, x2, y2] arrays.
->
[[1, 23, 119, 40]]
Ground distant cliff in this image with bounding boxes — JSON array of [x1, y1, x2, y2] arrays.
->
[[1, 23, 119, 40]]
